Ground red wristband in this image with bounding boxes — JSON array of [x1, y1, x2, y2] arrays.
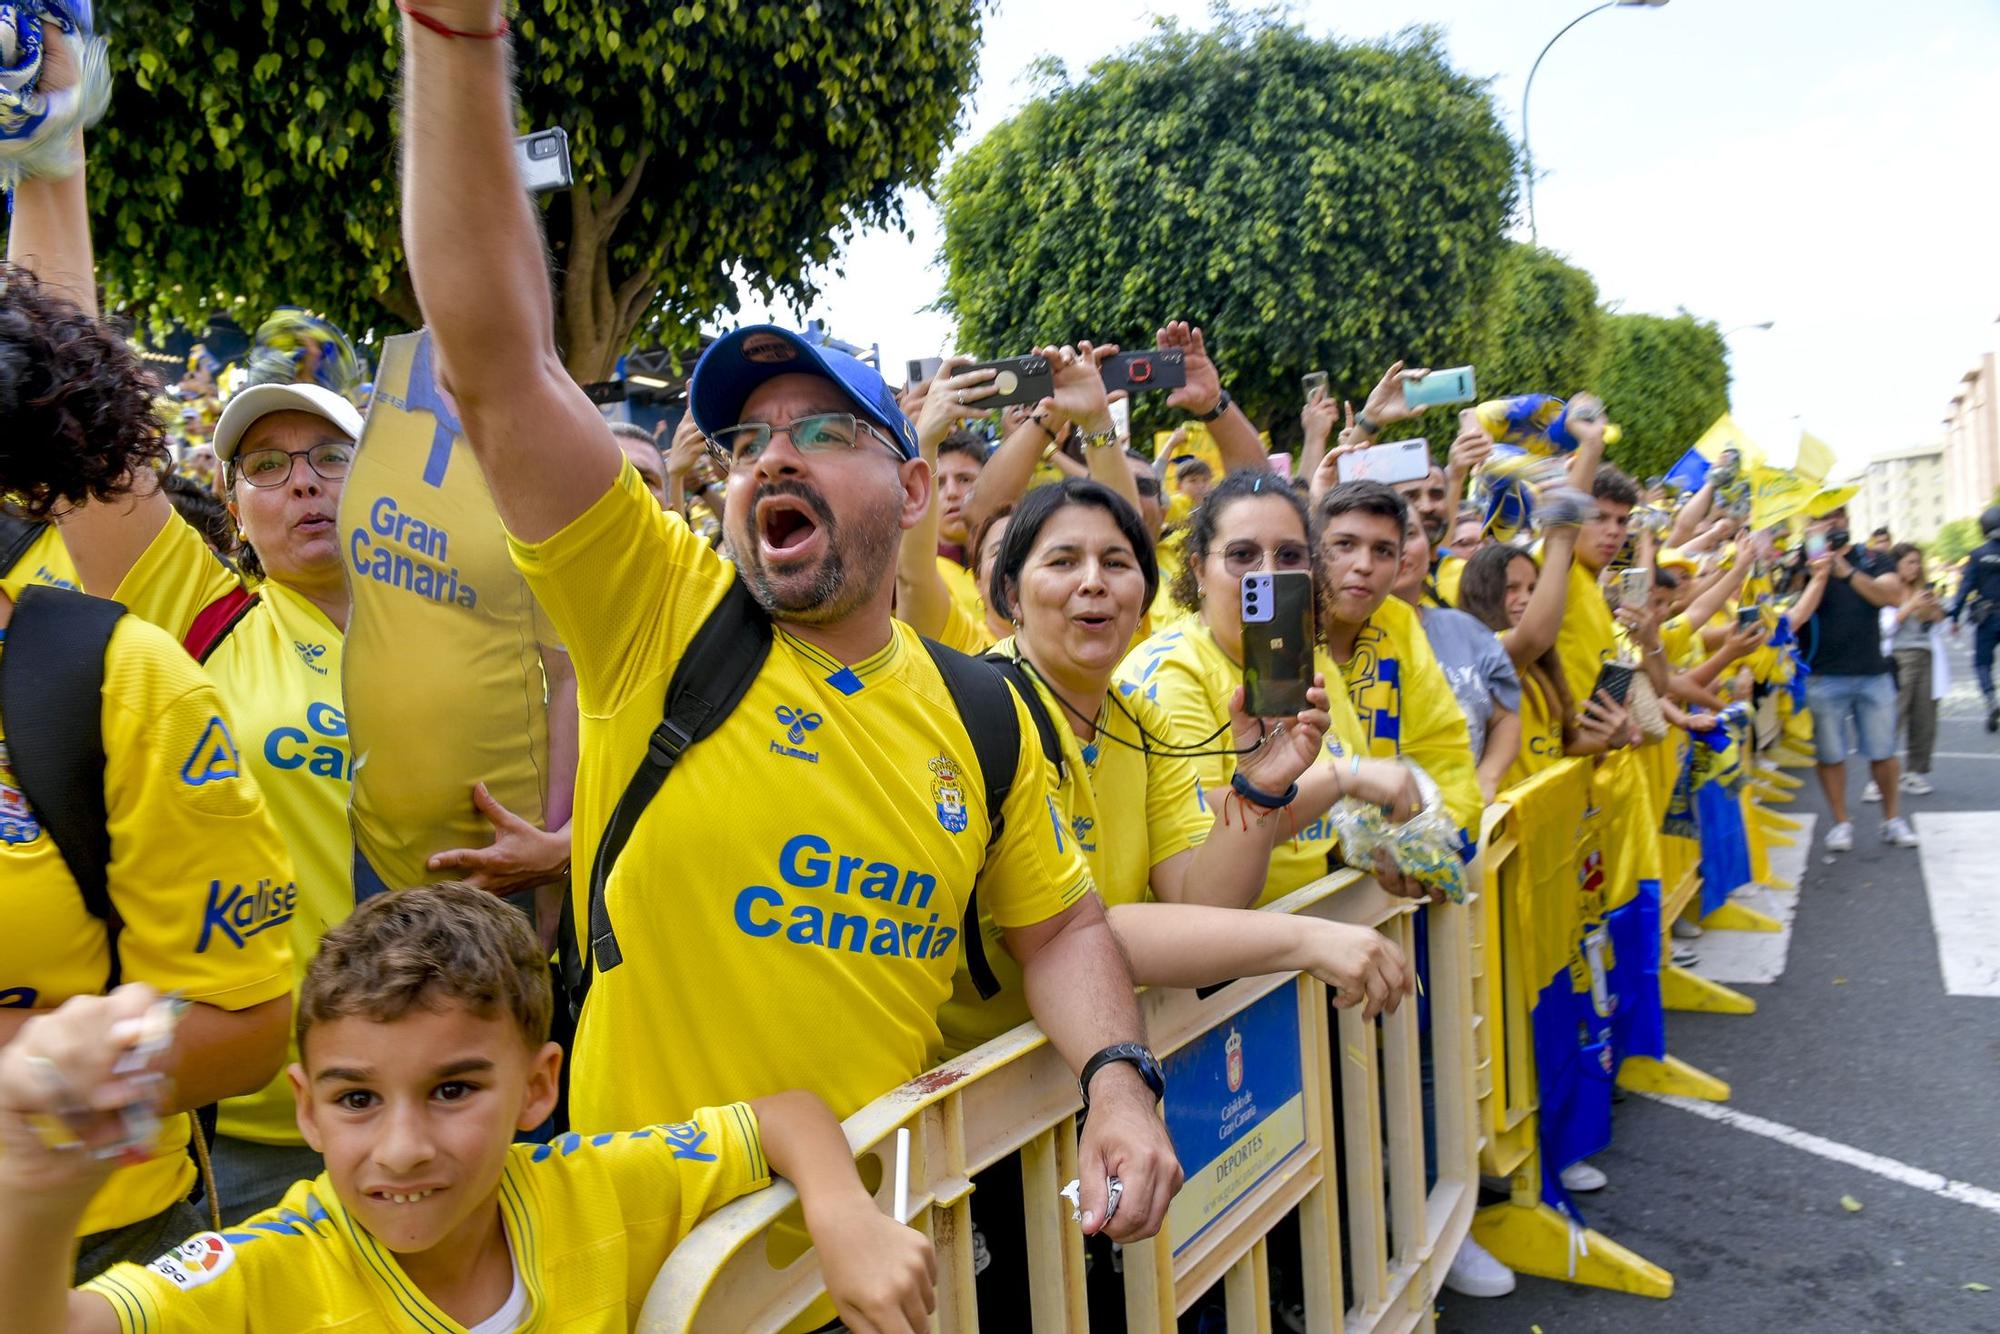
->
[[397, 1, 510, 39]]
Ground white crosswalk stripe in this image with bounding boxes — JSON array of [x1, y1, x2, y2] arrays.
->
[[1913, 811, 2000, 997]]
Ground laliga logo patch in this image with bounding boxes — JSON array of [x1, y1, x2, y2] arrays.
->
[[148, 1231, 235, 1290], [180, 717, 243, 787], [929, 755, 969, 834], [741, 333, 799, 364]]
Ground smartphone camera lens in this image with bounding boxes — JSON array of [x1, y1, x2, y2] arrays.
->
[[530, 138, 556, 159]]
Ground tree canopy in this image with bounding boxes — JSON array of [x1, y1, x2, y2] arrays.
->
[[92, 0, 985, 379], [937, 16, 1518, 447], [1479, 243, 1607, 400], [1595, 311, 1731, 481]]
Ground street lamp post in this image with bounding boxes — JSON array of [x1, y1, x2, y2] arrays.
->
[[1522, 0, 1669, 247]]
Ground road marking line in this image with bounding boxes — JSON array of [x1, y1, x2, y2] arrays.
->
[[1925, 751, 2000, 760], [1641, 1092, 2000, 1218], [1913, 812, 2000, 997]]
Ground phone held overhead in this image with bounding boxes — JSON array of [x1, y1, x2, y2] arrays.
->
[[1241, 571, 1315, 717]]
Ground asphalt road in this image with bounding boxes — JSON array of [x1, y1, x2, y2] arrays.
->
[[1440, 639, 2000, 1334]]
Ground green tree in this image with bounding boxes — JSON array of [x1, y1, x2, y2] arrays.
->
[[1930, 517, 1981, 565], [1594, 310, 1730, 480], [92, 0, 984, 380], [1478, 243, 1607, 399], [938, 16, 1517, 449]]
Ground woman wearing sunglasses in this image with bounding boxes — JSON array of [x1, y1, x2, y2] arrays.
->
[[8, 88, 575, 1219], [940, 479, 1413, 1061], [1120, 471, 1424, 904]]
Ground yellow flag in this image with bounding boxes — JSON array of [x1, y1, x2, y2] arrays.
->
[[1806, 484, 1860, 518], [340, 332, 555, 895], [1749, 465, 1817, 529], [1794, 432, 1836, 483], [1691, 414, 1766, 471]]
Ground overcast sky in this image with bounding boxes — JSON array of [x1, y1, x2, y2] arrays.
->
[[736, 0, 2000, 476]]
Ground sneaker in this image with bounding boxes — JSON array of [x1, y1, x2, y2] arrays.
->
[[1862, 780, 1881, 803], [1882, 817, 1920, 848], [1671, 918, 1704, 939], [1825, 821, 1854, 853], [1988, 702, 1999, 734], [1442, 1235, 1517, 1298], [1671, 944, 1700, 968], [1901, 772, 1934, 795], [1560, 1160, 1609, 1193]]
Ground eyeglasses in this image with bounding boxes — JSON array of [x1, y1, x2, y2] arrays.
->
[[235, 441, 353, 488], [1218, 540, 1311, 575], [705, 412, 903, 469], [1133, 476, 1163, 499]]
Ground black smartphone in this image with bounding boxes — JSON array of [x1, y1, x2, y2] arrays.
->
[[1240, 571, 1315, 717], [1735, 605, 1762, 630], [964, 354, 1054, 409], [906, 357, 943, 386], [1100, 348, 1187, 395], [1591, 661, 1635, 707]]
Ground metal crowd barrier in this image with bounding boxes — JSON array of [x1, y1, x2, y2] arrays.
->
[[640, 869, 1481, 1333]]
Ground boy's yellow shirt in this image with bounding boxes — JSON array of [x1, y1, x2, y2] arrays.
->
[[84, 1103, 768, 1333], [0, 614, 295, 1235], [114, 513, 353, 1145], [512, 464, 1091, 1131]]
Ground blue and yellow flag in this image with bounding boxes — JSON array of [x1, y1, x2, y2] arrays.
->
[[339, 332, 558, 895]]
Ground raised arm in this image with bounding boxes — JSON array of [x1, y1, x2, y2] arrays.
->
[[963, 400, 1059, 537], [399, 2, 620, 541], [896, 360, 996, 637], [1785, 560, 1833, 632], [1561, 394, 1609, 496], [1500, 526, 1578, 670], [1667, 476, 1719, 547], [1157, 322, 1268, 474]]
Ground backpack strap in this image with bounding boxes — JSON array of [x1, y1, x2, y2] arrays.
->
[[558, 576, 773, 1025], [184, 586, 259, 664], [0, 586, 125, 987], [0, 514, 49, 579], [920, 640, 1067, 1003]]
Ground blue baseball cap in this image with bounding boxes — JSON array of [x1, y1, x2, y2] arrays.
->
[[688, 325, 919, 461]]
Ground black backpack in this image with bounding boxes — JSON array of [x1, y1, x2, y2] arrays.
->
[[557, 578, 1065, 1031], [0, 582, 126, 988]]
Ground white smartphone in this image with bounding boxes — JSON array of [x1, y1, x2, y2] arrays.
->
[[514, 128, 574, 193], [1337, 438, 1431, 486]]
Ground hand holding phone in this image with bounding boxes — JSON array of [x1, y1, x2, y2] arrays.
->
[[1101, 348, 1187, 395], [1591, 660, 1636, 707], [1302, 371, 1330, 404], [1241, 572, 1315, 717], [1403, 366, 1477, 409], [1337, 438, 1431, 486], [963, 354, 1055, 410]]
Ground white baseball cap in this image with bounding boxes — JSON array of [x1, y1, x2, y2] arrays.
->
[[212, 383, 364, 465]]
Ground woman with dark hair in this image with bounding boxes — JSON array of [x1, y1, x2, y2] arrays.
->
[[0, 265, 296, 1280], [1120, 470, 1420, 902], [939, 479, 1413, 1056], [1455, 530, 1630, 785]]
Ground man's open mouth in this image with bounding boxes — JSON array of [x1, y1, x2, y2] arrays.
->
[[758, 496, 822, 555]]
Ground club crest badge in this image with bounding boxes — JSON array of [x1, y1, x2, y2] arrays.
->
[[1226, 1025, 1244, 1093], [930, 755, 969, 834]]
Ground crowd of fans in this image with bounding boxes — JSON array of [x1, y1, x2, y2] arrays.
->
[[0, 5, 1992, 1334]]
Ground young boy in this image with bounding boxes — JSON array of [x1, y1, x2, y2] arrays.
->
[[0, 884, 935, 1333]]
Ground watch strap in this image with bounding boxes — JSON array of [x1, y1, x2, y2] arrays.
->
[[1194, 388, 1232, 423], [1079, 1043, 1165, 1113]]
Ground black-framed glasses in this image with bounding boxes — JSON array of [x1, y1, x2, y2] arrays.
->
[[705, 412, 903, 469], [1219, 540, 1310, 575], [235, 441, 353, 488]]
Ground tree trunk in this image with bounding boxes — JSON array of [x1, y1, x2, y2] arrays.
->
[[556, 147, 659, 385]]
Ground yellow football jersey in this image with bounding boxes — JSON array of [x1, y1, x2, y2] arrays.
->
[[84, 1104, 767, 1333], [0, 522, 81, 598], [1555, 561, 1619, 707], [1435, 554, 1465, 608], [342, 332, 558, 894], [937, 553, 985, 625], [1330, 596, 1483, 856], [939, 640, 1211, 1054], [114, 514, 352, 1145], [0, 614, 294, 1235], [511, 464, 1092, 1131], [1506, 670, 1565, 790], [1117, 621, 1364, 904], [927, 594, 998, 656]]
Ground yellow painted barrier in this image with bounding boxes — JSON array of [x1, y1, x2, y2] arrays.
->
[[640, 872, 1480, 1332]]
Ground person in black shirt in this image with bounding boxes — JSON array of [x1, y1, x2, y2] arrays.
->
[[1784, 506, 1918, 852], [1947, 506, 2000, 733]]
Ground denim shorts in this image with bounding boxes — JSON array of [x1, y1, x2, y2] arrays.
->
[[1806, 672, 1896, 765]]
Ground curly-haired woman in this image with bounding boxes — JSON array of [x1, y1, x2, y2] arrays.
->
[[0, 265, 297, 1281]]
